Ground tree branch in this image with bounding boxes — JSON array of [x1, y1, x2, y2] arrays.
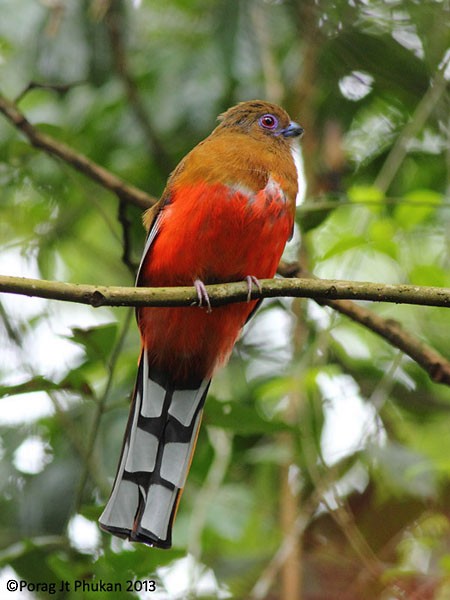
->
[[1, 273, 449, 385], [323, 297, 450, 386], [0, 92, 155, 210], [277, 263, 450, 386], [0, 274, 449, 309]]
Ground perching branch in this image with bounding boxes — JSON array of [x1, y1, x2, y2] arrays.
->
[[0, 274, 449, 309], [0, 92, 155, 210], [1, 273, 450, 386]]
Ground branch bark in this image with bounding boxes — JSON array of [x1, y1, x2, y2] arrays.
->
[[323, 297, 450, 386], [0, 274, 449, 309], [0, 92, 155, 210], [1, 273, 450, 385], [277, 264, 450, 386]]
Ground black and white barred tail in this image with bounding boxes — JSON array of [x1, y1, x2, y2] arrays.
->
[[99, 351, 210, 548]]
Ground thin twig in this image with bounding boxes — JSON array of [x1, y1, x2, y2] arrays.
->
[[325, 493, 383, 581], [0, 301, 109, 495], [0, 92, 155, 210], [105, 2, 172, 175], [374, 57, 450, 193], [297, 196, 450, 212], [250, 2, 284, 104], [14, 80, 85, 104], [49, 389, 110, 498], [249, 495, 319, 600], [118, 200, 139, 275], [75, 307, 134, 510], [187, 428, 233, 561]]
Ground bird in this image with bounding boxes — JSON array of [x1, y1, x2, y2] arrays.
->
[[99, 100, 304, 548]]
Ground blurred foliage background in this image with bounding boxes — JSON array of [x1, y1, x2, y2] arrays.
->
[[1, 0, 450, 598]]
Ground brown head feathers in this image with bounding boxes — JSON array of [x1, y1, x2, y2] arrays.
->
[[215, 100, 303, 141]]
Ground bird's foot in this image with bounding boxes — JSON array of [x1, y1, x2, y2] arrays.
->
[[245, 275, 262, 302], [194, 279, 212, 313]]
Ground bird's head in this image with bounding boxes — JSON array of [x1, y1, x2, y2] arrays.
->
[[215, 100, 304, 143]]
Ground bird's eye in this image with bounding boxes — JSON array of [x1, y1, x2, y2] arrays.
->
[[259, 114, 278, 130]]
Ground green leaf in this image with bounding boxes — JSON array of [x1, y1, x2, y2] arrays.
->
[[66, 323, 118, 364], [348, 185, 385, 208], [321, 235, 367, 260], [59, 363, 95, 397], [368, 218, 398, 258], [5, 541, 71, 592], [205, 397, 291, 435], [95, 544, 183, 581], [409, 264, 449, 287], [394, 189, 442, 229]]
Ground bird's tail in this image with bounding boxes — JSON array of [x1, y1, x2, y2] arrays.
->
[[99, 350, 210, 548]]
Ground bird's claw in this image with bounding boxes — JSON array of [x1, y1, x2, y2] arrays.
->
[[194, 279, 212, 313], [245, 275, 262, 302]]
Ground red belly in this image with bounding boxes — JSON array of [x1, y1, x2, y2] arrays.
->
[[138, 182, 292, 383]]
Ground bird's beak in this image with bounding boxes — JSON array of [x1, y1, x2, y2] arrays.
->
[[280, 121, 304, 138]]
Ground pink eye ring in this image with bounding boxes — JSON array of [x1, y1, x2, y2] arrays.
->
[[259, 114, 278, 129]]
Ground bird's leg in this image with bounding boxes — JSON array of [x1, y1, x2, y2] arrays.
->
[[194, 279, 212, 313], [245, 275, 262, 302]]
